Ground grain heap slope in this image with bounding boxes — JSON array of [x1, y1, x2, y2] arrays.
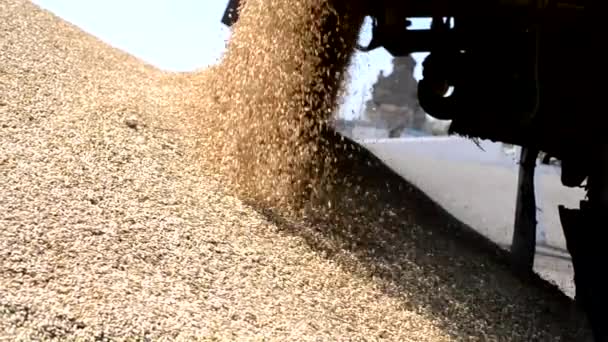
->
[[0, 0, 592, 340]]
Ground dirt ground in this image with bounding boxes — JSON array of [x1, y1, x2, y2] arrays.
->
[[0, 0, 594, 340]]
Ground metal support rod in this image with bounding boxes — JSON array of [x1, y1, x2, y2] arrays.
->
[[510, 146, 540, 273]]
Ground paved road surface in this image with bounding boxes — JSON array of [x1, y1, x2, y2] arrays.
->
[[360, 136, 586, 298]]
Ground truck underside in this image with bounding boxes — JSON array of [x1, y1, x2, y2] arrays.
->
[[221, 1, 606, 341]]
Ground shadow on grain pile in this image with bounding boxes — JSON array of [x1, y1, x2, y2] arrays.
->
[[244, 128, 592, 340]]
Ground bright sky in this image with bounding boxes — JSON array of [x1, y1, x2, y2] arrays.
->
[[31, 0, 430, 119]]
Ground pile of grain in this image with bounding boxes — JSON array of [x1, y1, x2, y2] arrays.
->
[[0, 0, 595, 340]]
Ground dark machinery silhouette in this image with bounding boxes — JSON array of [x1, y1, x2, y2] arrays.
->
[[221, 1, 604, 340]]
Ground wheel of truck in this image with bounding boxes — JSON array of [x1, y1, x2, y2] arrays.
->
[[558, 145, 608, 342]]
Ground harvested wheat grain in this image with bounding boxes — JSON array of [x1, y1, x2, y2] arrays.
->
[[0, 0, 594, 340]]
